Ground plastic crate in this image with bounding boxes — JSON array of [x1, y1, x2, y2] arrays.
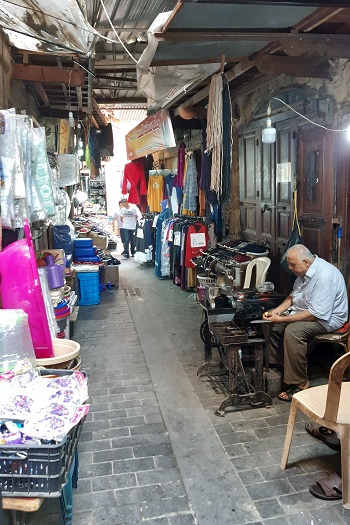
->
[[77, 272, 100, 305], [73, 239, 93, 248], [73, 247, 96, 258], [197, 273, 217, 286], [0, 415, 85, 497]]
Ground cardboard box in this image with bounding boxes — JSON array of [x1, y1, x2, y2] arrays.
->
[[35, 249, 65, 265], [88, 232, 108, 251], [103, 265, 119, 287]]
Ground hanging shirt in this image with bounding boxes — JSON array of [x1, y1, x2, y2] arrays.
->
[[148, 175, 164, 213], [174, 142, 185, 188], [183, 155, 199, 212], [184, 223, 209, 268], [122, 162, 147, 204]]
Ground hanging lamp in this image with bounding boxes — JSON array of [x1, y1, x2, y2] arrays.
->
[[262, 102, 276, 144]]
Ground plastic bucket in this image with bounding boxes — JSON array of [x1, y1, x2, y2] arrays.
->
[[36, 338, 80, 369]]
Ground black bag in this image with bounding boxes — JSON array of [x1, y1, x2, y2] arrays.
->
[[281, 181, 302, 275]]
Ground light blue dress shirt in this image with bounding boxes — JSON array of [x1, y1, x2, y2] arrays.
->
[[290, 255, 348, 331]]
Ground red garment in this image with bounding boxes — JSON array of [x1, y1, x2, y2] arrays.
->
[[122, 162, 147, 204], [184, 223, 209, 268]]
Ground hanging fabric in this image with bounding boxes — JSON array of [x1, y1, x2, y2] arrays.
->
[[206, 73, 223, 196], [205, 72, 233, 202], [122, 161, 147, 204], [221, 74, 232, 203], [182, 154, 199, 213], [174, 142, 186, 188], [148, 172, 164, 213]]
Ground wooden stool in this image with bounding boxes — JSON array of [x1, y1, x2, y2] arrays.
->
[[2, 497, 44, 525]]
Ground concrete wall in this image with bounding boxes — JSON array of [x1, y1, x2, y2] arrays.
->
[[0, 28, 38, 115], [236, 59, 350, 128]]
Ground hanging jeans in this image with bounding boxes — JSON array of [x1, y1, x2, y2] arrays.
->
[[123, 229, 136, 256]]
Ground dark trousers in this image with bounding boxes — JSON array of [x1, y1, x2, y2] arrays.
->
[[119, 228, 126, 244], [123, 228, 135, 256], [269, 320, 326, 384]]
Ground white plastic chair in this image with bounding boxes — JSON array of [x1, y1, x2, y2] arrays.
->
[[243, 257, 271, 289], [281, 352, 350, 508]]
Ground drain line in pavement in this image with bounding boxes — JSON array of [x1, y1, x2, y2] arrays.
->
[[124, 287, 145, 301]]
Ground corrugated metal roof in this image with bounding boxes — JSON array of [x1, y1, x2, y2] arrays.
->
[[111, 108, 147, 121]]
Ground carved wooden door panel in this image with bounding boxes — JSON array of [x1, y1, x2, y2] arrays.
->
[[239, 130, 261, 241], [298, 128, 334, 260]]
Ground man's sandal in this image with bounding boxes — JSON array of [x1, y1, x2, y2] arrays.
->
[[305, 422, 341, 451], [277, 382, 309, 402], [309, 472, 342, 501]]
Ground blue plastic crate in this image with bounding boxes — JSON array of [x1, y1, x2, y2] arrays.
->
[[73, 247, 96, 258], [73, 239, 93, 248], [77, 272, 100, 305]]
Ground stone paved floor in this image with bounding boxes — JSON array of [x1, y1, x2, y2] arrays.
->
[[14, 258, 350, 524]]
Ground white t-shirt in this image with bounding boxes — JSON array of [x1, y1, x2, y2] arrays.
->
[[113, 209, 123, 229], [119, 204, 140, 230]]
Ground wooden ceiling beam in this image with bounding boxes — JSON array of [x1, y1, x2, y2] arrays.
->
[[76, 86, 83, 110], [256, 54, 333, 78], [282, 40, 350, 59], [92, 99, 107, 127], [174, 58, 256, 115], [38, 107, 87, 119], [90, 115, 100, 129], [173, 7, 344, 112], [12, 64, 85, 86], [231, 75, 280, 100], [33, 82, 49, 106]]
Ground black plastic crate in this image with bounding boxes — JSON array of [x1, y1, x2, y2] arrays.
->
[[0, 415, 84, 497], [0, 369, 87, 497]]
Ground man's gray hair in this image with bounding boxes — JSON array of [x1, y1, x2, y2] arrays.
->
[[286, 244, 314, 262]]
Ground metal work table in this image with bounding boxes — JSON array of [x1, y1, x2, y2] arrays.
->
[[209, 320, 272, 416], [197, 303, 236, 377]]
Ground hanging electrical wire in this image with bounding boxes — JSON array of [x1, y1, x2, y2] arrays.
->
[[98, 0, 138, 64], [272, 97, 350, 132]]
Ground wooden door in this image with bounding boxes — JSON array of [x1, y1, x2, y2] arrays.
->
[[298, 128, 334, 260], [239, 130, 261, 241], [239, 119, 295, 291]]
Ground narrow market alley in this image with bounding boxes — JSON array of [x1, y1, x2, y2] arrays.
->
[[25, 260, 350, 525]]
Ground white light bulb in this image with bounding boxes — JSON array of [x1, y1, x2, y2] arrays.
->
[[68, 111, 75, 127], [262, 117, 276, 144]]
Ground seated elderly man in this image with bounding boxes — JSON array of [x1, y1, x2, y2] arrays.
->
[[263, 244, 348, 401]]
